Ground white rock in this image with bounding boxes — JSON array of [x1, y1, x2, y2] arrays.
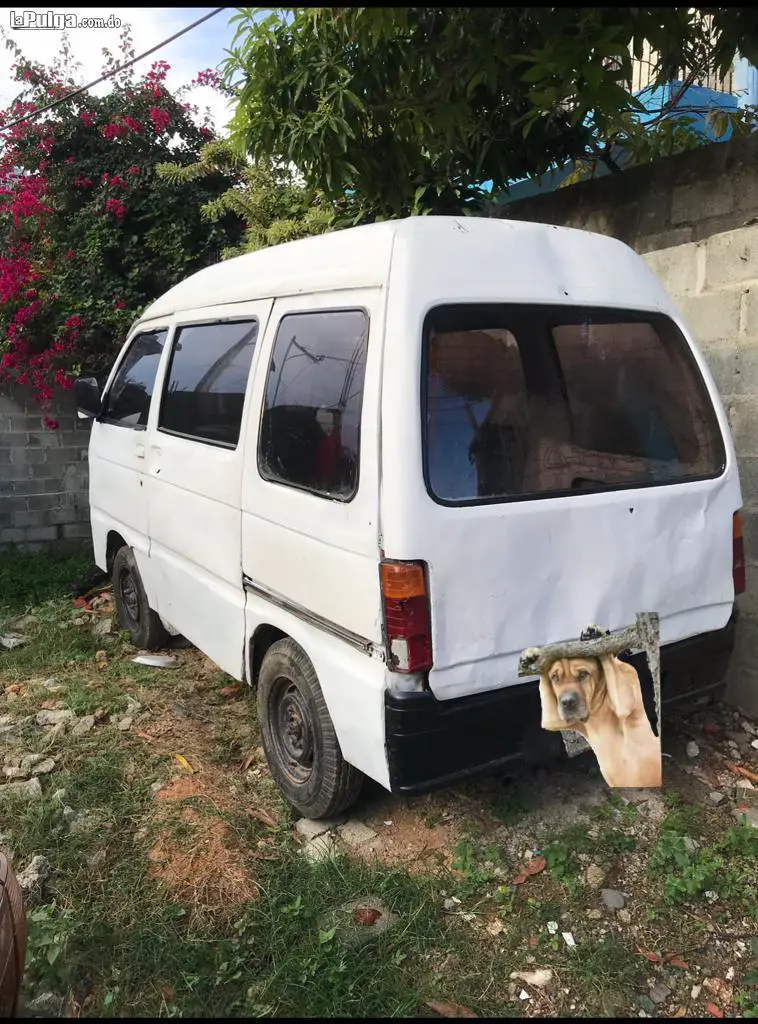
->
[[294, 815, 347, 841], [686, 741, 699, 758], [71, 715, 95, 737], [0, 776, 42, 802], [302, 833, 337, 863], [511, 969, 553, 988], [337, 820, 378, 847], [36, 709, 73, 727]]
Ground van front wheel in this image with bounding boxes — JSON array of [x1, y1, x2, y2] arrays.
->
[[257, 639, 363, 819], [112, 546, 168, 651]]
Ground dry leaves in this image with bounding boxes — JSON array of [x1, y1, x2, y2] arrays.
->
[[353, 907, 382, 926], [637, 946, 661, 963], [724, 760, 758, 784], [246, 807, 279, 829], [218, 686, 241, 699], [426, 1000, 478, 1018], [512, 856, 546, 885]]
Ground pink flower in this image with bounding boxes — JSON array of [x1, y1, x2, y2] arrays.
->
[[65, 314, 83, 330], [194, 68, 222, 90], [113, 297, 126, 309], [105, 197, 127, 219], [102, 122, 127, 140], [64, 156, 75, 165], [79, 110, 94, 127], [126, 165, 140, 175], [149, 107, 171, 133], [43, 416, 59, 430], [123, 115, 142, 134], [65, 249, 74, 261]]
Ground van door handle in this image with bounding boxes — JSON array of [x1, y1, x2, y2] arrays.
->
[[135, 444, 145, 459]]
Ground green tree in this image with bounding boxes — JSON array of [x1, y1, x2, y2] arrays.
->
[[156, 139, 333, 257], [222, 6, 758, 221]]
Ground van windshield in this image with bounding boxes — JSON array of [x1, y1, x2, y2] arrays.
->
[[423, 304, 726, 504]]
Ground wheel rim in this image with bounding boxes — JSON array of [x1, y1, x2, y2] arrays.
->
[[269, 678, 315, 786], [118, 567, 140, 627]]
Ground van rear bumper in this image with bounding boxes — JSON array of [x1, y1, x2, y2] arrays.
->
[[384, 613, 736, 795]]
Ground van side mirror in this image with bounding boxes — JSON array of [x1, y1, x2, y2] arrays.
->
[[75, 376, 102, 419]]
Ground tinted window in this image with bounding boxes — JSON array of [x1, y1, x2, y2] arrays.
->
[[259, 310, 369, 499], [104, 329, 167, 427], [424, 304, 725, 504], [159, 320, 258, 447]]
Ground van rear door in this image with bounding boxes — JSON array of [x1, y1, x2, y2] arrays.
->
[[415, 303, 739, 701]]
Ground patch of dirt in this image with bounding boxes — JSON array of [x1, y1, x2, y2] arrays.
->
[[147, 773, 258, 917], [358, 799, 462, 874]]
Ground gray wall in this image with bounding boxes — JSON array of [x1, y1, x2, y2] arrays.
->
[[0, 391, 90, 553], [496, 135, 758, 712]]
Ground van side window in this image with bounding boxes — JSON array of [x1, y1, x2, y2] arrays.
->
[[259, 309, 369, 500], [103, 329, 168, 428], [159, 320, 258, 448]]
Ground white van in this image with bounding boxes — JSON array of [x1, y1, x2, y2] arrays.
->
[[76, 216, 745, 818]]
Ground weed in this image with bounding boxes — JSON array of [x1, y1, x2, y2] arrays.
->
[[488, 785, 534, 826], [544, 823, 593, 889], [597, 827, 637, 857], [24, 904, 76, 991]]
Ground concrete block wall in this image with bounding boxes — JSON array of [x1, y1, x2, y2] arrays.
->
[[0, 390, 91, 553], [497, 135, 758, 712], [642, 228, 758, 712]]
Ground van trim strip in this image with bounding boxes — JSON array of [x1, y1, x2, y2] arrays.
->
[[242, 574, 382, 659]]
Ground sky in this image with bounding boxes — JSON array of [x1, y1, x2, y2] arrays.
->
[[0, 6, 246, 134]]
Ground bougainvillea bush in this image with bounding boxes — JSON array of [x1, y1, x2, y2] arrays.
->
[[0, 28, 242, 425]]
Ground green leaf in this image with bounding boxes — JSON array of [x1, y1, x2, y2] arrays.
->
[[318, 926, 337, 945]]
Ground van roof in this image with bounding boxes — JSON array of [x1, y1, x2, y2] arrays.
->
[[139, 216, 671, 322]]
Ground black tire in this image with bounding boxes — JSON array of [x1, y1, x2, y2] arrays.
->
[[112, 546, 169, 651], [257, 638, 363, 819]]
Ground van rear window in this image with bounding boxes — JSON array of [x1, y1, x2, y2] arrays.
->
[[423, 304, 726, 504]]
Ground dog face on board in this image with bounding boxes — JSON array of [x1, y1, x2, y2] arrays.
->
[[544, 656, 603, 725], [539, 653, 644, 733]]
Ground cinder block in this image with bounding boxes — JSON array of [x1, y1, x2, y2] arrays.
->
[[642, 242, 700, 297], [671, 179, 734, 226], [9, 448, 46, 466], [13, 510, 44, 529], [0, 528, 25, 544], [61, 523, 91, 540], [27, 493, 57, 512], [742, 509, 758, 564], [735, 167, 758, 215], [737, 457, 758, 508], [726, 618, 758, 715], [27, 429, 63, 448], [700, 345, 739, 399], [677, 290, 742, 345], [24, 526, 59, 542], [742, 289, 758, 340], [729, 398, 758, 457], [705, 225, 758, 290], [48, 507, 78, 525], [0, 496, 29, 514], [637, 226, 695, 254]]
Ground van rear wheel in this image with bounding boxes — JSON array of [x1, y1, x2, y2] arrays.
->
[[257, 638, 363, 819], [112, 546, 168, 651]]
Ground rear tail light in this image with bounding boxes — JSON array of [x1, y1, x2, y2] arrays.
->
[[733, 512, 746, 596], [380, 560, 432, 673]]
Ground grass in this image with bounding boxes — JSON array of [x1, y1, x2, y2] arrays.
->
[[3, 547, 758, 1018], [0, 544, 92, 617]]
